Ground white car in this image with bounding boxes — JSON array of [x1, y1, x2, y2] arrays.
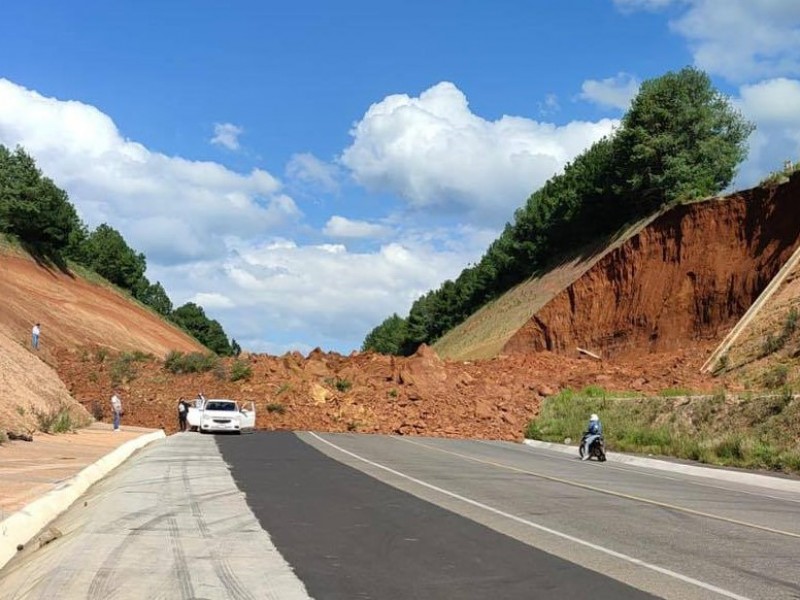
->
[[195, 399, 256, 434]]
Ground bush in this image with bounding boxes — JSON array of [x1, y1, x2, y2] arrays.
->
[[230, 359, 252, 382], [266, 402, 286, 415], [334, 378, 352, 393], [163, 351, 219, 374], [34, 406, 78, 433], [109, 351, 151, 385], [762, 365, 789, 389]]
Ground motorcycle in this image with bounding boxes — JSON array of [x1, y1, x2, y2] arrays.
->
[[579, 433, 607, 461]]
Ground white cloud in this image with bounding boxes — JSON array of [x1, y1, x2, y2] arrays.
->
[[340, 81, 617, 225], [210, 122, 244, 150], [734, 78, 800, 187], [286, 152, 341, 192], [190, 292, 235, 309], [616, 0, 800, 81], [323, 216, 391, 239], [738, 78, 800, 126], [0, 79, 299, 264], [151, 233, 483, 352], [579, 73, 640, 110]]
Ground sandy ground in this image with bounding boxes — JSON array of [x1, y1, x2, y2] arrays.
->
[[0, 422, 159, 518]]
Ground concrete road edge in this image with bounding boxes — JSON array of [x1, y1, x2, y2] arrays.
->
[[523, 439, 800, 493], [0, 429, 165, 570]]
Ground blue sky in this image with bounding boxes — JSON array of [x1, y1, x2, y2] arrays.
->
[[1, 1, 799, 354]]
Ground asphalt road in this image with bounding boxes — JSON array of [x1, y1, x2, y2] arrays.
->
[[1, 432, 798, 599], [222, 432, 800, 600]]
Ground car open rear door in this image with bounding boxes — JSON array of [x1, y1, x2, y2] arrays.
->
[[240, 401, 256, 432]]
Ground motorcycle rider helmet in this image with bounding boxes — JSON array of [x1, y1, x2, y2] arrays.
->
[[590, 413, 599, 421]]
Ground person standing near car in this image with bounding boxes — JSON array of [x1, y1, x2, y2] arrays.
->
[[581, 413, 603, 460], [178, 397, 188, 431], [110, 391, 123, 432]]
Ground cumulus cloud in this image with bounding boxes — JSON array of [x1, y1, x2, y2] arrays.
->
[[616, 0, 800, 81], [340, 81, 617, 226], [579, 73, 640, 110], [210, 122, 244, 150], [323, 216, 391, 239], [0, 79, 299, 264], [286, 152, 341, 193], [734, 78, 800, 186], [150, 233, 481, 352]]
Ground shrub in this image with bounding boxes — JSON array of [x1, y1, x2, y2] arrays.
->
[[110, 354, 140, 385], [95, 347, 109, 363], [762, 365, 789, 389], [266, 402, 286, 415], [163, 351, 219, 374], [334, 378, 352, 393], [388, 388, 398, 398], [34, 406, 77, 433], [230, 359, 252, 382]]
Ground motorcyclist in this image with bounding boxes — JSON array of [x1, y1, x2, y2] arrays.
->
[[581, 413, 603, 460]]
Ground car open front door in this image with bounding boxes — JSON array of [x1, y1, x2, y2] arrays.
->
[[240, 401, 256, 432]]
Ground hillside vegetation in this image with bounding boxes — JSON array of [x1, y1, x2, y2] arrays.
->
[[0, 147, 239, 356], [364, 67, 753, 356]]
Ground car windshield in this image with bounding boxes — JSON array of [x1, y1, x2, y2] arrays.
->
[[205, 401, 236, 411]]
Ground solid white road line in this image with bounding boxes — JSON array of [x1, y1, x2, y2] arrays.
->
[[308, 432, 753, 600]]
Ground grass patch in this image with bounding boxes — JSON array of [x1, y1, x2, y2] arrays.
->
[[334, 378, 352, 393], [266, 402, 286, 415], [229, 359, 252, 382], [33, 406, 79, 433], [526, 388, 800, 473], [275, 383, 291, 396], [109, 351, 152, 385], [163, 351, 219, 374]]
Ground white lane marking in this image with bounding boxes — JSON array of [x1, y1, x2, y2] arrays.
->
[[483, 440, 800, 506], [398, 437, 800, 540], [308, 432, 753, 600]]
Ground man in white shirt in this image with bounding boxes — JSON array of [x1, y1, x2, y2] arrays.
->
[[111, 392, 123, 432], [31, 323, 40, 350]]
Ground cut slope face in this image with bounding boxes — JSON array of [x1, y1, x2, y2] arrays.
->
[[0, 329, 90, 434], [434, 219, 655, 361], [0, 249, 204, 357], [504, 174, 800, 359], [715, 259, 800, 386]]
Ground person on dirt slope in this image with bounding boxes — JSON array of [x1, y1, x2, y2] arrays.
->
[[581, 413, 603, 461], [31, 323, 40, 350]]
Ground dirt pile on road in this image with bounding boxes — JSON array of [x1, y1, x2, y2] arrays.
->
[[504, 174, 800, 359], [55, 343, 717, 440]]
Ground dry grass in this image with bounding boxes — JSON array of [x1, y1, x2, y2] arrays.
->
[[527, 387, 800, 473], [433, 217, 655, 360]]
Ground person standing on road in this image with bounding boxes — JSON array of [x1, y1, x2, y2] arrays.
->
[[31, 323, 41, 350], [178, 397, 188, 432], [111, 391, 123, 432]]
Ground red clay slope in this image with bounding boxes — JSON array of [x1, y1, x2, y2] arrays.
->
[[504, 174, 800, 359], [0, 250, 203, 358]]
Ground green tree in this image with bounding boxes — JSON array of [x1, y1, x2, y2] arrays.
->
[[614, 67, 754, 209], [82, 224, 147, 292], [362, 314, 409, 354], [139, 281, 173, 316], [0, 145, 83, 260], [171, 302, 233, 355]]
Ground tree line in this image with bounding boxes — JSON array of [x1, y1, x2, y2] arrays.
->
[[0, 145, 239, 356], [363, 67, 755, 355]]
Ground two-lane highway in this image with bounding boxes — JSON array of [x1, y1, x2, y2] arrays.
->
[[2, 431, 798, 599]]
